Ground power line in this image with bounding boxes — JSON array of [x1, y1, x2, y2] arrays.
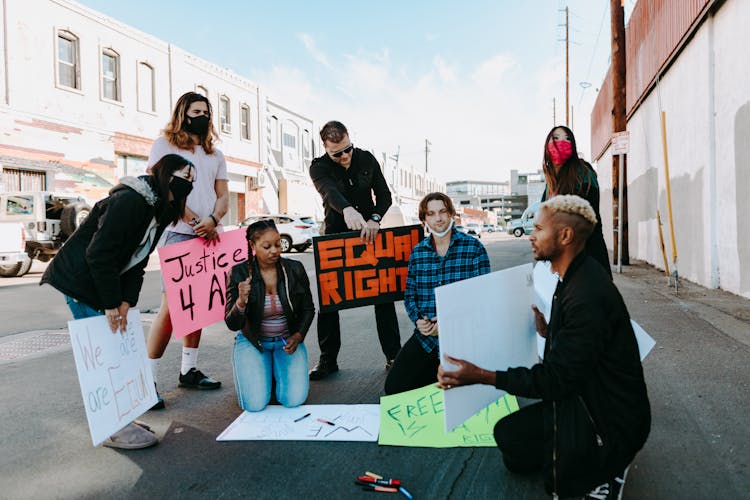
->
[[578, 2, 609, 107]]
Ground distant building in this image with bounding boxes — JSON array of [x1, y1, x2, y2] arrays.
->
[[380, 156, 445, 224], [510, 169, 546, 205], [446, 179, 528, 224]]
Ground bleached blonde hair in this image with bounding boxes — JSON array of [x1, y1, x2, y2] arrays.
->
[[541, 195, 597, 224], [541, 195, 597, 243]]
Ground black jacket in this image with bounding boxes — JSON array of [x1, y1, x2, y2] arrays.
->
[[495, 252, 650, 494], [542, 167, 611, 278], [41, 176, 167, 311], [224, 258, 315, 351], [309, 148, 392, 234]]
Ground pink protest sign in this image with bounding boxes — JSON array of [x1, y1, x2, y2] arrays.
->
[[158, 228, 248, 338]]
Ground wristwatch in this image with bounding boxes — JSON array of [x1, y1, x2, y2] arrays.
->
[[370, 214, 382, 224]]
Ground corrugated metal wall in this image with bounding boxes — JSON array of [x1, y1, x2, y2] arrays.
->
[[591, 0, 713, 160]]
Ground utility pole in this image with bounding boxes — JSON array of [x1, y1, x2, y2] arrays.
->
[[565, 5, 570, 127], [424, 139, 431, 173], [611, 0, 628, 265], [553, 97, 557, 125]]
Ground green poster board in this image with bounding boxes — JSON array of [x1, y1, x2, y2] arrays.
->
[[378, 384, 518, 447]]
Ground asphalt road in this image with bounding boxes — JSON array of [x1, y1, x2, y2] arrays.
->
[[1, 232, 748, 499]]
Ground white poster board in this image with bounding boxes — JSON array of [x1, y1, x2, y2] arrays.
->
[[533, 261, 559, 358], [68, 310, 158, 446], [436, 263, 539, 432], [216, 404, 380, 441]]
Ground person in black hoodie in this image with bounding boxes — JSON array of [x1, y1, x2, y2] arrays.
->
[[437, 195, 650, 500], [41, 153, 195, 449]]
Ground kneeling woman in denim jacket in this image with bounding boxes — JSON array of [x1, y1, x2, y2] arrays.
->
[[225, 220, 315, 411]]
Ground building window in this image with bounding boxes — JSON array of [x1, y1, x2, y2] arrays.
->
[[282, 131, 296, 149], [101, 49, 120, 101], [219, 95, 231, 134], [137, 62, 155, 112], [116, 155, 148, 178], [195, 85, 208, 97], [240, 105, 251, 140], [302, 129, 311, 159], [2, 168, 47, 191], [270, 115, 280, 149], [57, 31, 79, 89]]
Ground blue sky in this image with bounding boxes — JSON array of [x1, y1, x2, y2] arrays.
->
[[78, 0, 633, 183]]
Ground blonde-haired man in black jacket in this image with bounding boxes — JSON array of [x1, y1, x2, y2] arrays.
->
[[438, 195, 650, 500]]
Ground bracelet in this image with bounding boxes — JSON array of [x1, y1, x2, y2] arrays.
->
[[235, 302, 246, 313], [209, 214, 219, 226]]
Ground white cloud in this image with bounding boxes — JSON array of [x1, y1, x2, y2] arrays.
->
[[254, 41, 566, 184], [297, 33, 331, 68]]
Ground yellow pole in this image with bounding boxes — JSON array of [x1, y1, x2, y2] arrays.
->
[[656, 210, 670, 277], [660, 111, 678, 267]]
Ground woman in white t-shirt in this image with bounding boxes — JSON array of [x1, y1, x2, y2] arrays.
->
[[146, 91, 229, 407]]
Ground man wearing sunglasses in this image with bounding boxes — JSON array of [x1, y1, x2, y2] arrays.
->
[[308, 120, 401, 380]]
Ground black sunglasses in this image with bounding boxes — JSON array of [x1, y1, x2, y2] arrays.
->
[[330, 144, 354, 158]]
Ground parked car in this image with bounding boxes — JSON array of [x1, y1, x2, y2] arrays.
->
[[483, 224, 495, 233], [465, 223, 482, 238], [0, 221, 30, 277], [239, 214, 318, 253], [0, 191, 90, 273], [508, 202, 540, 237]]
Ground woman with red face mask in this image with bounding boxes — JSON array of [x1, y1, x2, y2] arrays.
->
[[541, 125, 612, 277]]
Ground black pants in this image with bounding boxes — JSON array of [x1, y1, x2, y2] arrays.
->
[[384, 334, 439, 395], [316, 301, 401, 365], [494, 401, 546, 474]]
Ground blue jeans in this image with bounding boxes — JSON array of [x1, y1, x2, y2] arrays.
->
[[232, 333, 309, 412], [65, 295, 103, 320]]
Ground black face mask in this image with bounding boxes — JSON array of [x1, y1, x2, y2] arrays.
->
[[184, 114, 210, 136], [169, 176, 193, 201]]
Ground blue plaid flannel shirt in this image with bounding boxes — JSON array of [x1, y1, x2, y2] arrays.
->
[[404, 228, 491, 353]]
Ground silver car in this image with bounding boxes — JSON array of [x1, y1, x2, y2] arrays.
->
[[239, 214, 319, 252]]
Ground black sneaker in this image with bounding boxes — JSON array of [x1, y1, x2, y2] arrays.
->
[[178, 368, 221, 389], [309, 362, 339, 380], [585, 467, 628, 500]]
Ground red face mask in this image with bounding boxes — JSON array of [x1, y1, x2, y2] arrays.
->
[[547, 140, 573, 165]]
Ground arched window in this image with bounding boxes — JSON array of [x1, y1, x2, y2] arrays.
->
[[101, 48, 120, 101], [56, 30, 80, 89], [195, 85, 208, 97], [302, 129, 311, 159], [270, 115, 280, 149], [240, 104, 251, 140], [137, 62, 155, 112], [219, 95, 231, 134]]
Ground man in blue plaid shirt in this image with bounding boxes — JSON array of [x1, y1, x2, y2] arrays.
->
[[384, 192, 491, 394]]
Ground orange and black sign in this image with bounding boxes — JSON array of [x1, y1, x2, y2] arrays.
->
[[313, 225, 424, 313]]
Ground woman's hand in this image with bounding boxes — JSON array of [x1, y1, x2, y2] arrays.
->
[[531, 305, 548, 338], [283, 332, 303, 354], [236, 278, 251, 310], [105, 301, 130, 333]]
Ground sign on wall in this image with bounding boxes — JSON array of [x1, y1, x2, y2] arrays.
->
[[313, 225, 423, 313]]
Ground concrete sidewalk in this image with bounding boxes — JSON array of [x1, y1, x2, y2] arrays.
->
[[612, 262, 750, 499]]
